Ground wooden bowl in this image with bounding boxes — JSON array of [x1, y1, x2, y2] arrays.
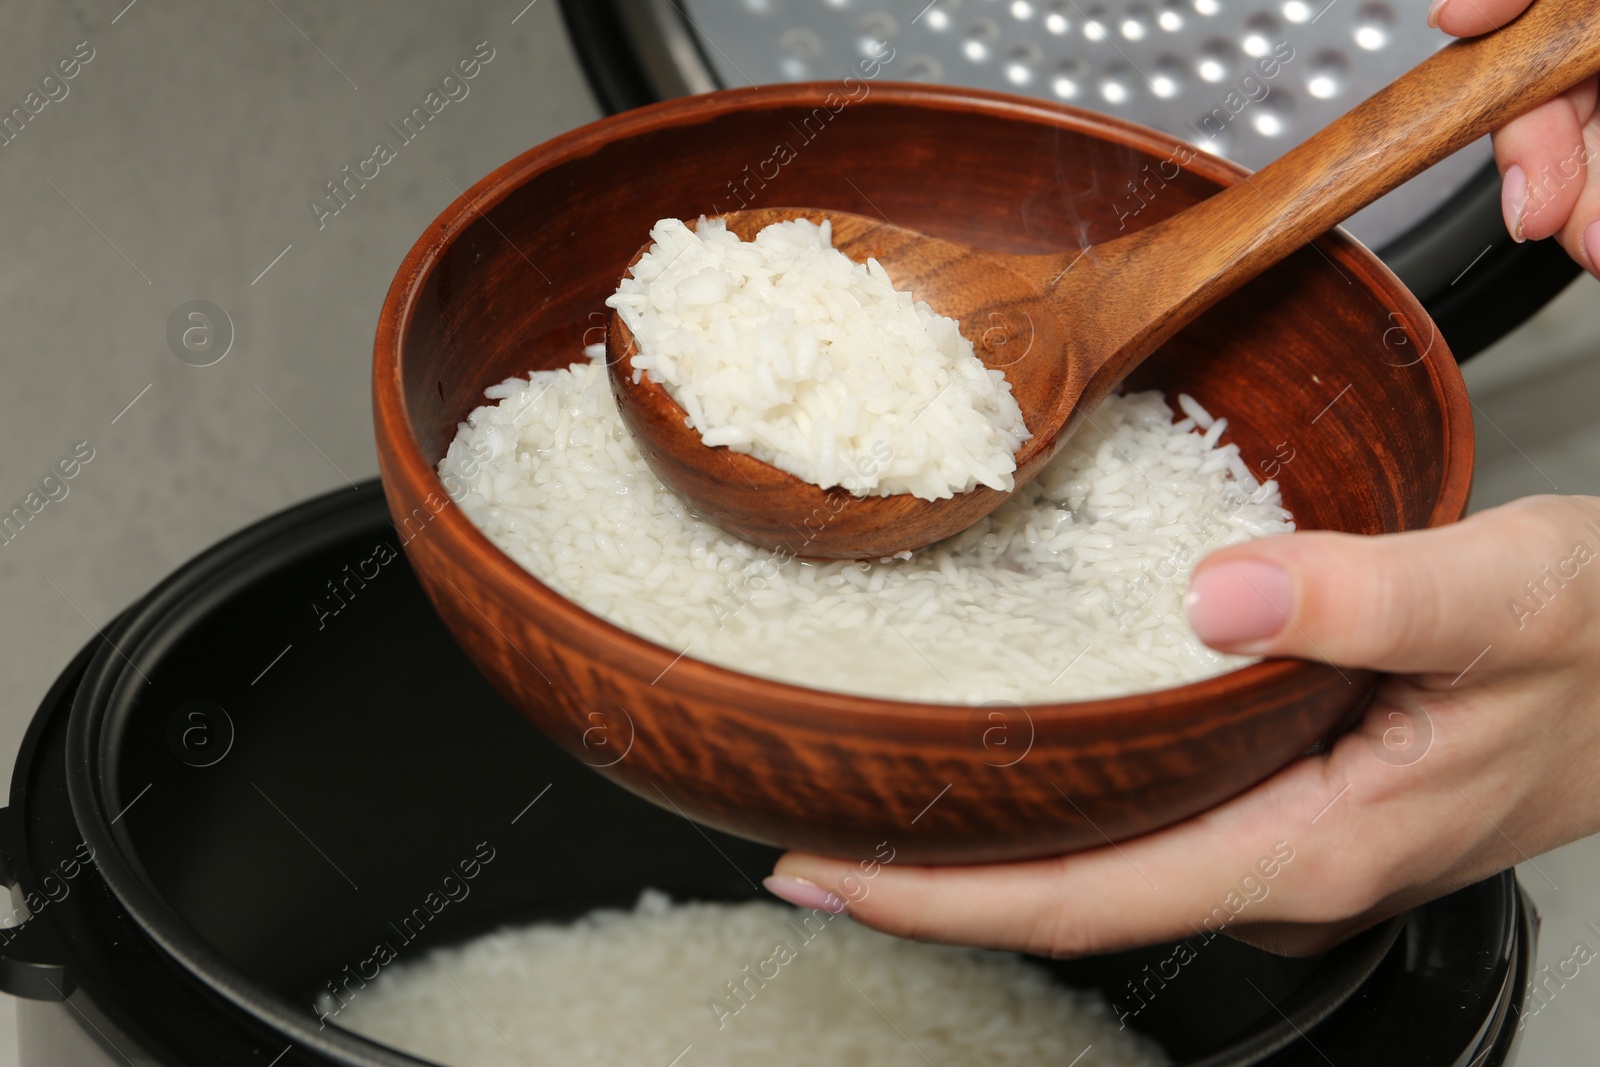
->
[[373, 84, 1473, 864]]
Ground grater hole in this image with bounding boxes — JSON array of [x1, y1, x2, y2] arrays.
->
[[778, 27, 824, 80], [1250, 89, 1295, 137], [858, 11, 898, 56], [1197, 38, 1233, 83], [1242, 14, 1279, 57], [1005, 42, 1044, 85], [963, 17, 1000, 62], [1191, 117, 1234, 157], [920, 0, 959, 31], [1120, 4, 1152, 40], [1307, 49, 1349, 98], [1354, 2, 1394, 50], [1051, 56, 1085, 99], [1150, 55, 1184, 99], [1082, 5, 1111, 41], [1100, 61, 1136, 104]]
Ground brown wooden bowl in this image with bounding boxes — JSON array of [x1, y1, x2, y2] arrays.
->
[[373, 83, 1473, 865]]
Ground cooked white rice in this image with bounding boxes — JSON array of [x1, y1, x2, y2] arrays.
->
[[336, 891, 1169, 1067], [605, 217, 1030, 499], [437, 347, 1293, 704]]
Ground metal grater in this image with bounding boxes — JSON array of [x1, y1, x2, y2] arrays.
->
[[673, 0, 1493, 249]]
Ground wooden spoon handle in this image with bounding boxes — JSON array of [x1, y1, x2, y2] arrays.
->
[[1080, 0, 1600, 382]]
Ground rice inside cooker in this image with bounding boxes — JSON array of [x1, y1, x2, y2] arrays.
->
[[336, 891, 1171, 1067]]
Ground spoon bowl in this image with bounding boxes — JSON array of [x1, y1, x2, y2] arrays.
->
[[611, 0, 1600, 559], [607, 208, 1073, 558]]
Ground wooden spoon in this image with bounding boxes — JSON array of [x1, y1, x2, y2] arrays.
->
[[610, 0, 1600, 560]]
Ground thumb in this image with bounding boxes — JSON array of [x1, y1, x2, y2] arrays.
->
[[1183, 495, 1600, 674], [1431, 0, 1532, 37]]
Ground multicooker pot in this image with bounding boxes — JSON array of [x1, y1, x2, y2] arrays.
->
[[0, 483, 1535, 1065]]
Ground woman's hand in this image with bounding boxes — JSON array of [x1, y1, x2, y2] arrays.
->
[[1434, 0, 1600, 273], [764, 495, 1600, 957]]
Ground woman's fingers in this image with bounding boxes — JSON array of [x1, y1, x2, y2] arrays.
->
[[764, 695, 1486, 957], [1433, 0, 1600, 272], [766, 499, 1600, 957], [1430, 0, 1533, 37], [767, 671, 1556, 959], [1184, 495, 1600, 676], [1493, 80, 1600, 244], [1540, 91, 1600, 273], [769, 754, 1332, 958]]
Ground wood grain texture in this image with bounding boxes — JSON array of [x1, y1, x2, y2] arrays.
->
[[373, 83, 1474, 864], [609, 1, 1600, 559]]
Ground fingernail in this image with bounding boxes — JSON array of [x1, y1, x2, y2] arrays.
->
[[1426, 0, 1449, 28], [1502, 164, 1527, 243], [1185, 560, 1294, 651], [1584, 219, 1600, 275], [764, 875, 848, 914]]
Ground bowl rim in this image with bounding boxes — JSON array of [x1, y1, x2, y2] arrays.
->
[[373, 80, 1474, 725]]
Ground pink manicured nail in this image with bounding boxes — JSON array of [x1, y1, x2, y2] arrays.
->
[[1502, 164, 1527, 243], [1426, 0, 1449, 28], [1185, 560, 1294, 650], [1584, 219, 1600, 275], [764, 875, 848, 914]]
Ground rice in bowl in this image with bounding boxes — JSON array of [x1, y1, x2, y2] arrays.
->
[[437, 346, 1292, 704]]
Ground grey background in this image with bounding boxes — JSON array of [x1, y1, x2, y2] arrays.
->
[[0, 1, 1595, 1063]]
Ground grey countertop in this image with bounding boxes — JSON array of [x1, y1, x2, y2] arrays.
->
[[0, 2, 1595, 1063], [0, 0, 596, 792]]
